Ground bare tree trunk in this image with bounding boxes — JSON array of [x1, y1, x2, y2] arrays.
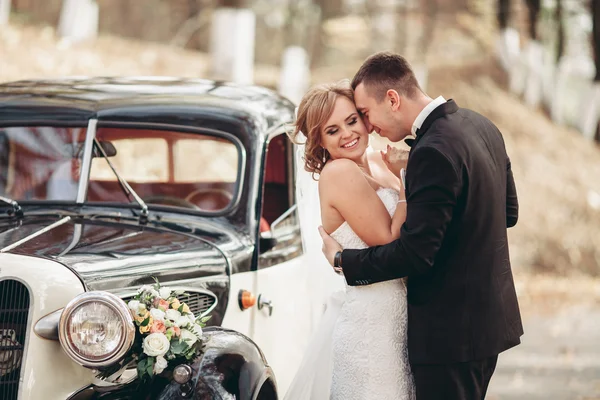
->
[[314, 0, 343, 19], [219, 0, 242, 7], [555, 0, 564, 62], [497, 0, 510, 29], [592, 0, 600, 81], [524, 0, 540, 40], [419, 0, 437, 59]]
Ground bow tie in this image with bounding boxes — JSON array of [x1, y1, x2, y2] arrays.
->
[[404, 138, 415, 147], [405, 128, 421, 148]]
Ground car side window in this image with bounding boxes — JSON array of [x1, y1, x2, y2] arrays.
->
[[258, 134, 303, 268]]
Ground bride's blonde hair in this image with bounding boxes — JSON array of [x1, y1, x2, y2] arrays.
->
[[290, 80, 355, 178]]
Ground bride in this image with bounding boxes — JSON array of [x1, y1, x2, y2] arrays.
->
[[285, 80, 415, 400]]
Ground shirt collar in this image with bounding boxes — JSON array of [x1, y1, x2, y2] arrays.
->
[[411, 96, 446, 136]]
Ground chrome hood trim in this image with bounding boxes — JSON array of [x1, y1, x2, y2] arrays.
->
[[0, 216, 71, 253]]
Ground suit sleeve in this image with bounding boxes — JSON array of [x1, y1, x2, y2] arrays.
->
[[506, 157, 518, 227], [341, 146, 461, 286]]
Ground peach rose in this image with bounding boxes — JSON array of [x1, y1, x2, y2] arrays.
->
[[134, 310, 150, 325], [172, 326, 181, 337], [158, 299, 170, 311], [150, 319, 166, 334], [139, 316, 154, 334], [170, 298, 181, 310]]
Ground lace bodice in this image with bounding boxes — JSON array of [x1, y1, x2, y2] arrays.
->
[[330, 187, 400, 249]]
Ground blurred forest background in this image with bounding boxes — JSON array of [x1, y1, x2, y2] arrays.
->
[[1, 0, 600, 398]]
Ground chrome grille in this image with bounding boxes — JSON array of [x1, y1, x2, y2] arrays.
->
[[122, 291, 216, 317], [179, 291, 217, 317], [0, 280, 30, 400]]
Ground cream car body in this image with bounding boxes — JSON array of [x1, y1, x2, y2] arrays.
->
[[0, 253, 93, 399]]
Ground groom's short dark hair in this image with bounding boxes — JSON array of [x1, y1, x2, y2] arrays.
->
[[351, 52, 422, 102]]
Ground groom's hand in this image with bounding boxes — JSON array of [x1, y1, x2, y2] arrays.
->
[[318, 226, 342, 269]]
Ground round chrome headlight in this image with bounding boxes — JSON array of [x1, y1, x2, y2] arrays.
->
[[59, 291, 135, 368]]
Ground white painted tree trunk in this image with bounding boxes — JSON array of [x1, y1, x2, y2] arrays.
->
[[509, 52, 528, 96], [551, 55, 595, 126], [209, 8, 255, 84], [495, 28, 520, 72], [523, 41, 544, 108], [0, 0, 10, 26], [412, 64, 429, 93], [58, 0, 99, 43], [579, 83, 600, 140], [369, 1, 397, 53], [550, 58, 568, 124], [541, 49, 557, 111], [278, 46, 310, 105]]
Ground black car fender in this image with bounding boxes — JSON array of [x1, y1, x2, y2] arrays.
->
[[156, 327, 277, 400], [67, 328, 277, 400]]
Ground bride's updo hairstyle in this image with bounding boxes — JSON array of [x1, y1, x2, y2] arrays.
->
[[291, 80, 355, 178]]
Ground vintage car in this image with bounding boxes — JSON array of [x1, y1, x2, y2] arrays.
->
[[0, 77, 335, 399]]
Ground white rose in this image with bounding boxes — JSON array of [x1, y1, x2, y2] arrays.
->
[[192, 324, 203, 339], [180, 329, 197, 346], [154, 356, 168, 374], [150, 308, 165, 321], [138, 285, 152, 293], [159, 287, 172, 300], [175, 316, 190, 328], [127, 300, 140, 312], [187, 313, 196, 325], [165, 309, 181, 321], [142, 333, 170, 357]]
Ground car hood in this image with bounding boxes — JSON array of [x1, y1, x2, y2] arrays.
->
[[0, 215, 234, 291]]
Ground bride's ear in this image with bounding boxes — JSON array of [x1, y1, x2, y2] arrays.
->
[[386, 90, 401, 111]]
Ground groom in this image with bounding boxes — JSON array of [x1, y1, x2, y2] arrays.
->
[[320, 52, 523, 399]]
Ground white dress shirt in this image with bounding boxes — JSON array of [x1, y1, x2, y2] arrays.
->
[[411, 96, 446, 136]]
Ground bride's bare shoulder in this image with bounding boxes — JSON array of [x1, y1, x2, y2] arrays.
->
[[319, 159, 367, 200], [319, 159, 361, 184]]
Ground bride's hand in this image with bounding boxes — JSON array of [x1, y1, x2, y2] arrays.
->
[[381, 145, 409, 178]]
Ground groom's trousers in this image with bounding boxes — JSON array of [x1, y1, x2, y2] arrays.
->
[[411, 355, 498, 400]]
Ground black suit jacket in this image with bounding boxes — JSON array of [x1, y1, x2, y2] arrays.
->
[[342, 100, 523, 364]]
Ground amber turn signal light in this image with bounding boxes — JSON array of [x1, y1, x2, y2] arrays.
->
[[238, 289, 256, 310]]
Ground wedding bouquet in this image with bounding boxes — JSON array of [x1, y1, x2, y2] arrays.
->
[[98, 279, 210, 381]]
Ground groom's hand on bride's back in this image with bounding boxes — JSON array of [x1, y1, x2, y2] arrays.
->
[[381, 145, 409, 178], [318, 226, 342, 270]]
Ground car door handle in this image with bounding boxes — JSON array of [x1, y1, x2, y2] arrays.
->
[[257, 294, 273, 317]]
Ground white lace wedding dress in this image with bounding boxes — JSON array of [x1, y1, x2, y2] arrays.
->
[[284, 187, 415, 400]]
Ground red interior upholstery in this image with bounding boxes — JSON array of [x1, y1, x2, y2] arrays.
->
[[262, 135, 290, 225], [87, 180, 235, 211]]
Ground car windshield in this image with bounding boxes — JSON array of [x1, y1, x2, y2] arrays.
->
[[0, 126, 87, 202], [0, 125, 241, 212]]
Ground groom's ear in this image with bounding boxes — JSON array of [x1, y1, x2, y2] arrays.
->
[[386, 90, 401, 111]]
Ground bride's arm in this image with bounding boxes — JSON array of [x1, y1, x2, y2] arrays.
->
[[319, 159, 406, 246]]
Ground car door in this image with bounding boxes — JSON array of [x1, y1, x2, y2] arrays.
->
[[250, 134, 314, 394], [253, 207, 313, 395]]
